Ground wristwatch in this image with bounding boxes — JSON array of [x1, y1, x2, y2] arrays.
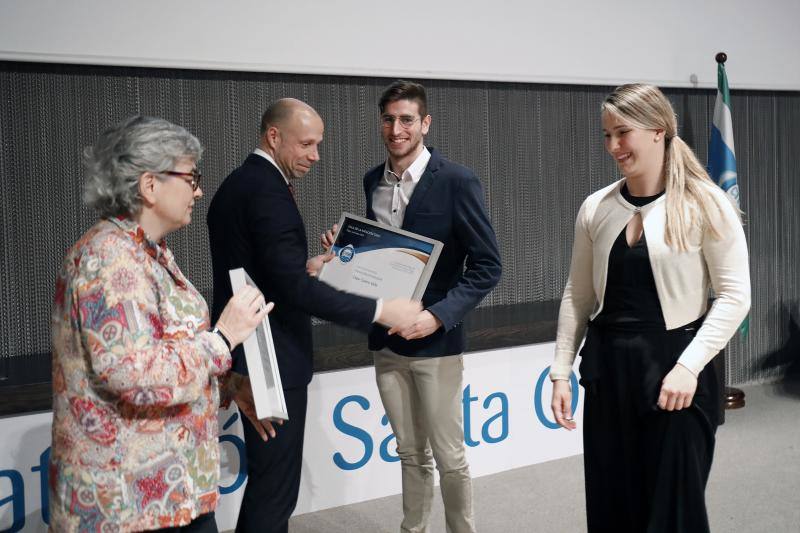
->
[[210, 326, 232, 351]]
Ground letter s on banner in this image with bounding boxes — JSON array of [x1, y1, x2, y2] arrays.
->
[[332, 395, 373, 470], [533, 366, 579, 430]]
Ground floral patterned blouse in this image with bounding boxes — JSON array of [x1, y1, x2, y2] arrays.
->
[[50, 217, 231, 532]]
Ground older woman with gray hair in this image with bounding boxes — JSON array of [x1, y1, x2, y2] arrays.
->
[[50, 116, 270, 532]]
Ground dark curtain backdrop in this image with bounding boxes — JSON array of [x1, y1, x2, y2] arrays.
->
[[1, 61, 798, 385]]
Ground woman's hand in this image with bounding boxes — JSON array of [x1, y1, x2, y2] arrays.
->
[[657, 363, 698, 411], [216, 286, 273, 349], [551, 379, 577, 430]]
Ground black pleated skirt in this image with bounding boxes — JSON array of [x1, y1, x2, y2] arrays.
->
[[578, 318, 719, 533]]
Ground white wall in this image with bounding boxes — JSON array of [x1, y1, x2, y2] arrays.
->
[[0, 0, 798, 90]]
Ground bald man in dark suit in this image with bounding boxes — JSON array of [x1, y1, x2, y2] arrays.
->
[[208, 98, 420, 533]]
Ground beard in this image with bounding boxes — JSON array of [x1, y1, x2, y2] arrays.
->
[[385, 135, 423, 160]]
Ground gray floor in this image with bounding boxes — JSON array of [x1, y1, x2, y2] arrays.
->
[[289, 382, 800, 532]]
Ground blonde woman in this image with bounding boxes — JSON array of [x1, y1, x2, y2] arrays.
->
[[550, 84, 750, 532]]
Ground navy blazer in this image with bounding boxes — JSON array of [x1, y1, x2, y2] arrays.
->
[[364, 148, 502, 356], [208, 154, 376, 388]]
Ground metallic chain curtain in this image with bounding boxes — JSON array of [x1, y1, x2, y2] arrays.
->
[[1, 62, 798, 385]]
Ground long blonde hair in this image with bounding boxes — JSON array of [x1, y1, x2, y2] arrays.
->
[[602, 83, 737, 251]]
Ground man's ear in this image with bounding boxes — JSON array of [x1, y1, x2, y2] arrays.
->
[[263, 126, 281, 150], [421, 114, 432, 136], [139, 172, 158, 207]]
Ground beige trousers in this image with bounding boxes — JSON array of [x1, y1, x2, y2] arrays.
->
[[374, 350, 476, 533]]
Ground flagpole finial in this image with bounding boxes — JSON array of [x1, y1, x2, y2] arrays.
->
[[715, 52, 728, 64]]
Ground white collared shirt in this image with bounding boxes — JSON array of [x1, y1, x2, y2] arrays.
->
[[372, 147, 431, 227], [253, 148, 289, 185]]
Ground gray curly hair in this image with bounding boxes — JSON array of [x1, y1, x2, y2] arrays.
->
[[83, 116, 203, 217]]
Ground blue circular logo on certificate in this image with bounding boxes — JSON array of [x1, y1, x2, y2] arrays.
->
[[338, 244, 355, 263]]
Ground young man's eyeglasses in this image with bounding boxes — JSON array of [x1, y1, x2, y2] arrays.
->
[[161, 169, 202, 191], [381, 115, 419, 128]]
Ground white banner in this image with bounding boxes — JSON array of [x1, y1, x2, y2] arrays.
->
[[0, 342, 582, 532]]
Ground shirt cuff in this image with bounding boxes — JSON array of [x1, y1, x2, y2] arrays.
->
[[675, 361, 700, 378], [205, 329, 230, 356], [372, 299, 383, 323], [549, 362, 574, 382]]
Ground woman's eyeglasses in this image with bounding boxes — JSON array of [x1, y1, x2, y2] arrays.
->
[[161, 169, 202, 191]]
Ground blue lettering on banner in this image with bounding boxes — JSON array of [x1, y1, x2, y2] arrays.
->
[[1, 363, 579, 524], [334, 385, 515, 468], [481, 392, 509, 443], [0, 469, 25, 532], [0, 417, 249, 530], [332, 395, 374, 470], [0, 447, 49, 532], [378, 414, 399, 463], [533, 367, 579, 430], [219, 413, 248, 495], [463, 385, 510, 448], [30, 447, 50, 525], [462, 385, 481, 447], [331, 396, 401, 469]]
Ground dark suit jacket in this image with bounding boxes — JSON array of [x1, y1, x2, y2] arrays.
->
[[208, 154, 376, 388], [364, 148, 502, 356]]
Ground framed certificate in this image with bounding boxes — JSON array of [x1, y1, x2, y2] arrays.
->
[[318, 213, 443, 301], [229, 268, 288, 421]]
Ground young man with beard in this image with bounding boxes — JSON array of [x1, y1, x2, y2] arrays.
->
[[327, 81, 501, 532]]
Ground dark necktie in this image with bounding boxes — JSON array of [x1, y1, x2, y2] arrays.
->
[[287, 181, 296, 200]]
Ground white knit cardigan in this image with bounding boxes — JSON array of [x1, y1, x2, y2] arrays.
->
[[550, 178, 751, 381]]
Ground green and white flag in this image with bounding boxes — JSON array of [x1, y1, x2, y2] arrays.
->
[[708, 59, 749, 337], [709, 61, 739, 206]]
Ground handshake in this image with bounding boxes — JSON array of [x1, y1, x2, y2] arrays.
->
[[378, 298, 442, 341], [304, 224, 443, 341]]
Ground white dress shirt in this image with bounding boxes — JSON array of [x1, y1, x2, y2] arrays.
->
[[253, 148, 289, 184], [372, 147, 431, 227]]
